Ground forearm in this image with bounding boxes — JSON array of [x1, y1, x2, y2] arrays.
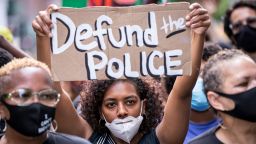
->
[[171, 32, 205, 99], [156, 33, 205, 143], [0, 36, 31, 58], [36, 35, 51, 65]]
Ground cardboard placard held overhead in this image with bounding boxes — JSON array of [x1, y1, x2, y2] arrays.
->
[[50, 2, 191, 81]]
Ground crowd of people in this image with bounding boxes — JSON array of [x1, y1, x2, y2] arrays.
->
[[0, 1, 256, 144]]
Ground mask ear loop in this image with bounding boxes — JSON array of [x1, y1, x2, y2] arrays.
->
[[101, 113, 109, 123], [139, 100, 144, 116]]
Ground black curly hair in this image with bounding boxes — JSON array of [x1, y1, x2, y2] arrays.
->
[[202, 43, 223, 62], [80, 78, 163, 134], [224, 1, 256, 44]]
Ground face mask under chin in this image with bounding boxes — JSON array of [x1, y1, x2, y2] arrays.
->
[[103, 102, 144, 143]]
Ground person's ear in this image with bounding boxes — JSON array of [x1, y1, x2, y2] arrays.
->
[[207, 91, 226, 111], [0, 102, 10, 120], [207, 91, 235, 111]]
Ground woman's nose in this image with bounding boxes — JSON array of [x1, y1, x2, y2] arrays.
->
[[117, 104, 128, 119]]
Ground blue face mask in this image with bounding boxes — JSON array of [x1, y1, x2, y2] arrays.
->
[[191, 77, 210, 112]]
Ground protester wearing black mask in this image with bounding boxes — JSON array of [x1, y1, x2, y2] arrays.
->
[[0, 58, 91, 144], [188, 49, 256, 144], [224, 1, 256, 61]]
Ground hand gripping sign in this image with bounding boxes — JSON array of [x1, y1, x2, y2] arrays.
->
[[48, 2, 191, 81]]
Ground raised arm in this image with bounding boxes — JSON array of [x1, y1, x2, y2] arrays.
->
[[32, 4, 93, 139], [156, 3, 210, 144], [0, 35, 31, 58]]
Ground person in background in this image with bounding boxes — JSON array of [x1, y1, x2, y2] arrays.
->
[[184, 43, 223, 144], [224, 1, 256, 61], [60, 81, 84, 110], [0, 48, 13, 137], [0, 26, 13, 44], [0, 27, 31, 59], [0, 58, 91, 144], [195, 0, 230, 47], [0, 31, 19, 137], [0, 27, 90, 142], [189, 49, 256, 144]]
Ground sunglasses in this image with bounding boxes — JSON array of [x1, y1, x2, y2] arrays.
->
[[1, 88, 60, 107], [230, 17, 256, 34]]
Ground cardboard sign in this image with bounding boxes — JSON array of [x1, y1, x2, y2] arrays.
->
[[50, 2, 191, 80]]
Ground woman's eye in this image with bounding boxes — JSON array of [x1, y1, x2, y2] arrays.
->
[[106, 102, 116, 108], [126, 100, 135, 105]]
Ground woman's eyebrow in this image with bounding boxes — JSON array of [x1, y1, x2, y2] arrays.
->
[[124, 95, 138, 100], [103, 98, 116, 102]]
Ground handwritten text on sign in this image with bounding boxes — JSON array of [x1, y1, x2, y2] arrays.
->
[[50, 3, 191, 80]]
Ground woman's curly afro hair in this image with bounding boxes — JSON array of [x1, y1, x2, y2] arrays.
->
[[80, 78, 164, 134]]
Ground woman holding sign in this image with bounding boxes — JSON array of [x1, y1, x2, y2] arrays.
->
[[32, 2, 210, 144]]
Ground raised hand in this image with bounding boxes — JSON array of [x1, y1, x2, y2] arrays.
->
[[186, 3, 211, 35], [32, 4, 59, 37]]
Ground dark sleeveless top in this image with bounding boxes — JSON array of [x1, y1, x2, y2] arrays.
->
[[89, 129, 159, 144], [43, 132, 91, 144]]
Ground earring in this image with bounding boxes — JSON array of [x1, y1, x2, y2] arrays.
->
[[142, 113, 147, 120], [51, 120, 58, 132], [99, 118, 105, 125], [0, 116, 7, 133]]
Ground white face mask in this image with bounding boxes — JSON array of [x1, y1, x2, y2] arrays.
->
[[103, 102, 144, 143]]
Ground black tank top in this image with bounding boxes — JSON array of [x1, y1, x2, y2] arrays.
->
[[89, 129, 160, 144]]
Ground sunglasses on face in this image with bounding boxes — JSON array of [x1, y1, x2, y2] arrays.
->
[[1, 88, 60, 107], [230, 17, 256, 34]]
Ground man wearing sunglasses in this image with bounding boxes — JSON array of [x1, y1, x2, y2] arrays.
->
[[224, 1, 256, 61], [0, 58, 91, 144]]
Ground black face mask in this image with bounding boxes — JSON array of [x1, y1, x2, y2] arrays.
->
[[234, 25, 256, 53], [3, 102, 56, 137], [215, 87, 256, 122]]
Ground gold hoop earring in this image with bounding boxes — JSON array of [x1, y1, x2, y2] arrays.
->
[[0, 116, 7, 133], [51, 120, 58, 132], [99, 118, 105, 125]]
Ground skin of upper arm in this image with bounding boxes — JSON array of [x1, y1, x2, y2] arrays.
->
[[54, 82, 93, 139]]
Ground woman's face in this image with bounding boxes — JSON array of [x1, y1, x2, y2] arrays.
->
[[209, 56, 256, 112], [220, 56, 256, 94], [101, 81, 142, 123], [4, 67, 52, 106]]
